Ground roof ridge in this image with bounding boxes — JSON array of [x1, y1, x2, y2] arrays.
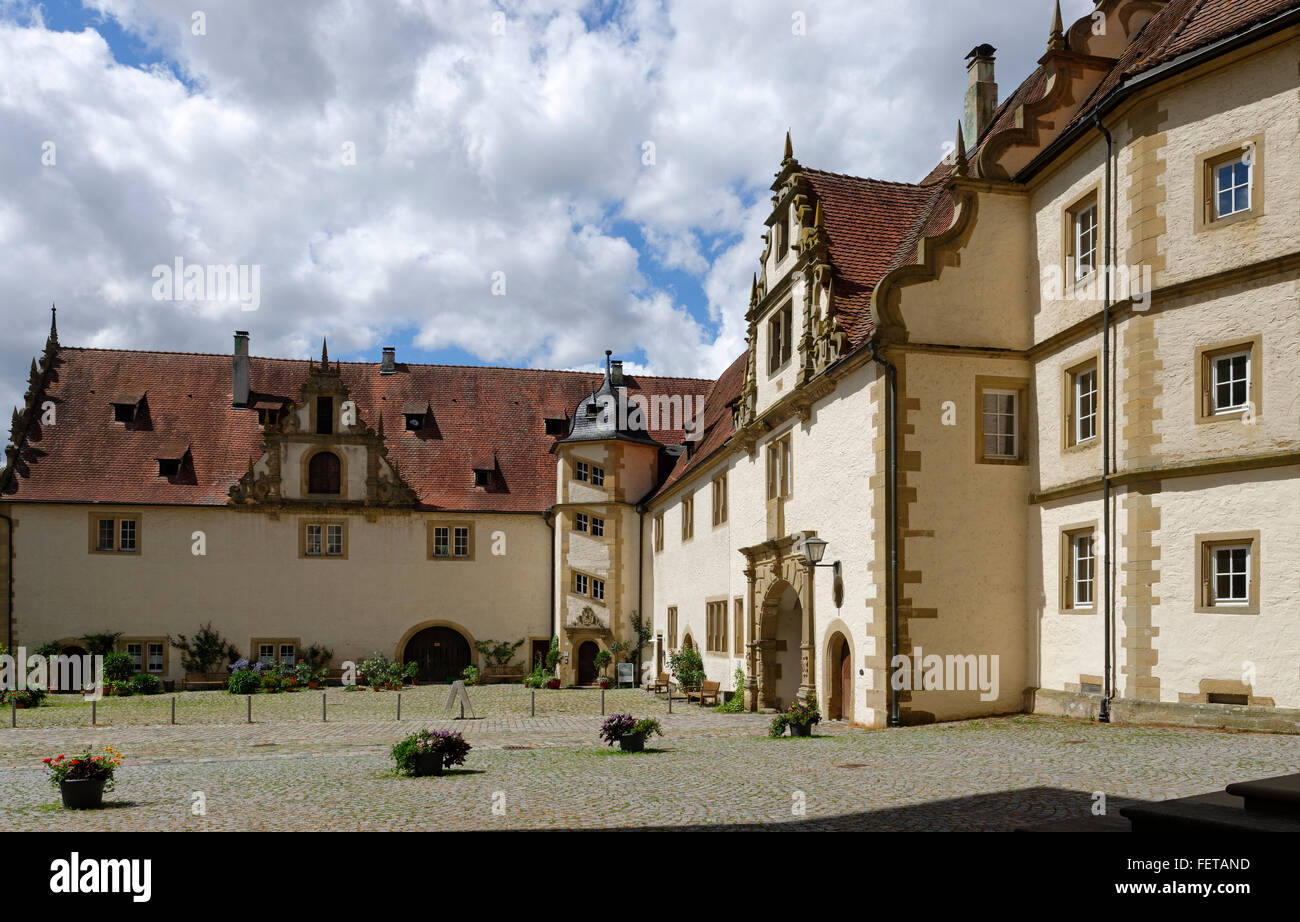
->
[[55, 346, 716, 382], [800, 166, 939, 189]]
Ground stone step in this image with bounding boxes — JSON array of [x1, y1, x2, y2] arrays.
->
[[1121, 787, 1300, 833], [1224, 773, 1300, 820]]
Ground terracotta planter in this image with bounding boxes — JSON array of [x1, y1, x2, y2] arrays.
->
[[413, 752, 445, 777], [307, 680, 320, 690], [60, 778, 106, 809], [618, 733, 646, 753], [546, 679, 561, 689], [788, 722, 813, 737]]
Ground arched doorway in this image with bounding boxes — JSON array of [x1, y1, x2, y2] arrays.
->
[[757, 580, 803, 711], [577, 641, 599, 686], [402, 626, 471, 683], [828, 632, 852, 720]]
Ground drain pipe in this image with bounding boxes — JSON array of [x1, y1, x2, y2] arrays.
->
[[1093, 110, 1114, 723], [868, 339, 901, 728], [546, 510, 557, 642]]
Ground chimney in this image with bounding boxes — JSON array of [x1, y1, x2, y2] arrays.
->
[[380, 346, 396, 375], [609, 360, 624, 388], [232, 330, 250, 408], [963, 44, 997, 153]]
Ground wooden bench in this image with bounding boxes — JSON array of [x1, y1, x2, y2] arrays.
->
[[688, 680, 721, 706], [646, 672, 670, 694]]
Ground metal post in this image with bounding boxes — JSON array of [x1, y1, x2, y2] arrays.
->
[[9, 699, 14, 728], [460, 699, 465, 720], [667, 687, 672, 714], [322, 692, 326, 722], [246, 694, 252, 724], [171, 696, 176, 725], [397, 692, 401, 721], [531, 689, 535, 717], [601, 688, 605, 716], [92, 698, 96, 726]]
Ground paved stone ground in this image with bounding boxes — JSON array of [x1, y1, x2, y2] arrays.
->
[[3, 687, 1299, 830]]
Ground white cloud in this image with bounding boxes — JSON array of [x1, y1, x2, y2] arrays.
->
[[0, 0, 1099, 420]]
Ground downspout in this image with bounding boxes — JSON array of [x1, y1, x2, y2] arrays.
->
[[546, 510, 556, 643], [636, 503, 646, 684], [0, 510, 11, 652], [1093, 110, 1114, 723], [868, 339, 901, 727]]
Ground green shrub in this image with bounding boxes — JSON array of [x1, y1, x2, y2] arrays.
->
[[79, 632, 122, 656], [461, 665, 481, 685], [228, 670, 260, 695], [472, 639, 524, 667], [171, 623, 240, 674], [128, 673, 162, 695], [716, 665, 746, 713], [668, 646, 705, 690], [103, 651, 134, 685]]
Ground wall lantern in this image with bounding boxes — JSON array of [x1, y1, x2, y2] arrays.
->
[[799, 534, 844, 609]]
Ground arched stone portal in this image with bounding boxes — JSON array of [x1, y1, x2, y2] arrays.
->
[[400, 625, 472, 683], [827, 631, 852, 720], [740, 533, 817, 712]]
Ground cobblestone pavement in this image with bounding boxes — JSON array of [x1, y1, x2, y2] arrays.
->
[[4, 688, 1299, 830]]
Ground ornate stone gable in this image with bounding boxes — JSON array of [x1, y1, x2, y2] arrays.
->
[[228, 342, 417, 508]]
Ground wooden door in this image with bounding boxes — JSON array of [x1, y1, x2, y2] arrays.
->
[[404, 627, 470, 683], [577, 641, 599, 686]]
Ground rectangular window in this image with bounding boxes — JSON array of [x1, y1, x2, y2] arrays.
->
[[1214, 155, 1251, 219], [574, 572, 589, 596], [316, 396, 334, 435], [574, 512, 588, 533], [303, 521, 346, 559], [97, 518, 115, 551], [680, 494, 694, 542], [768, 303, 793, 374], [453, 526, 469, 558], [127, 643, 143, 673], [653, 514, 664, 552], [706, 600, 727, 653], [976, 377, 1028, 464], [433, 526, 449, 558], [1196, 532, 1261, 614], [592, 578, 605, 602], [575, 461, 589, 482], [1074, 204, 1097, 280], [773, 212, 788, 261], [147, 642, 164, 674], [1196, 337, 1261, 423], [1211, 351, 1249, 414], [1072, 534, 1095, 608], [90, 514, 142, 554], [545, 417, 567, 436], [305, 524, 322, 556], [1060, 525, 1097, 612], [259, 643, 275, 664], [667, 606, 678, 650], [733, 598, 744, 655], [1074, 367, 1097, 444], [326, 524, 343, 557], [590, 516, 604, 538], [119, 519, 136, 551], [591, 465, 605, 487], [1212, 545, 1250, 605], [712, 474, 728, 526], [279, 644, 296, 666], [766, 434, 792, 500]]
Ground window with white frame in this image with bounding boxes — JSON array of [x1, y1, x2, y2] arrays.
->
[[258, 643, 275, 664], [574, 572, 588, 596], [1074, 366, 1097, 444], [592, 578, 605, 602], [982, 389, 1019, 459], [279, 644, 296, 666], [1074, 202, 1097, 280], [305, 524, 323, 556], [1213, 154, 1251, 219], [432, 526, 449, 558], [326, 524, 343, 557], [127, 643, 143, 672], [452, 526, 470, 558], [1212, 544, 1250, 606], [1211, 350, 1250, 414], [147, 642, 164, 674], [1072, 533, 1095, 608]]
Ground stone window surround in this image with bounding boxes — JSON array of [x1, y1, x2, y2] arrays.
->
[[680, 492, 694, 543], [88, 511, 141, 555], [1060, 353, 1101, 452], [426, 521, 474, 561], [120, 637, 168, 675], [300, 446, 348, 500], [250, 637, 301, 666], [569, 568, 606, 607], [653, 513, 664, 553], [974, 375, 1030, 465], [705, 596, 728, 653], [1058, 520, 1099, 613], [300, 519, 348, 559], [712, 473, 728, 527], [1194, 530, 1261, 615], [1193, 334, 1262, 425], [1193, 134, 1265, 234], [1061, 184, 1101, 285]]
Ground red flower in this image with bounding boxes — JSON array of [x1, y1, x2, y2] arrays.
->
[[42, 758, 51, 764]]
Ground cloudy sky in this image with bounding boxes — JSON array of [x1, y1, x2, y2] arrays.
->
[[0, 0, 1098, 416]]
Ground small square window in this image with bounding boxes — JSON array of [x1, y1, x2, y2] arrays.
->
[[1211, 351, 1249, 414], [545, 417, 567, 436], [1197, 532, 1260, 613], [158, 458, 181, 477], [1214, 156, 1251, 219], [113, 403, 136, 423], [473, 469, 490, 488], [405, 414, 424, 431], [1212, 545, 1250, 605]]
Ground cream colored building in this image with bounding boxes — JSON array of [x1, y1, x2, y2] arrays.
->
[[3, 0, 1298, 732]]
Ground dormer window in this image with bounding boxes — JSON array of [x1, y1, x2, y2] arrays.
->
[[473, 469, 490, 488], [158, 459, 180, 477], [544, 417, 568, 436], [403, 401, 430, 432], [155, 442, 188, 479], [768, 303, 793, 374], [111, 391, 143, 423], [584, 401, 600, 417], [307, 450, 341, 494]]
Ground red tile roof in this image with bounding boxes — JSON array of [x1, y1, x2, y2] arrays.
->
[[656, 351, 748, 493], [4, 347, 711, 512]]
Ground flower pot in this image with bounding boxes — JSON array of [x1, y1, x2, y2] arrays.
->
[[618, 733, 646, 752], [788, 722, 813, 737], [413, 752, 445, 777], [546, 679, 561, 690], [60, 778, 106, 809], [307, 680, 320, 690]]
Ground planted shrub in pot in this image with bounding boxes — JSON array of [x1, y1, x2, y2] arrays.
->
[[43, 746, 123, 809], [668, 646, 705, 693], [102, 651, 134, 694], [127, 673, 161, 695], [599, 713, 663, 752], [769, 694, 822, 738], [8, 688, 47, 709], [391, 729, 472, 777], [227, 664, 261, 695]]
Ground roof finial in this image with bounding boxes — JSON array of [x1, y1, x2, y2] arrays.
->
[[321, 338, 329, 367], [782, 129, 793, 163], [49, 303, 58, 340], [953, 120, 969, 177], [813, 200, 823, 227], [1048, 0, 1065, 52]]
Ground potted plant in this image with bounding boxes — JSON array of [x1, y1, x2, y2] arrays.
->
[[599, 713, 663, 752], [769, 695, 822, 738], [593, 649, 612, 687], [9, 688, 47, 709], [461, 665, 481, 686], [171, 623, 241, 690], [43, 746, 123, 809], [391, 729, 472, 777]]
